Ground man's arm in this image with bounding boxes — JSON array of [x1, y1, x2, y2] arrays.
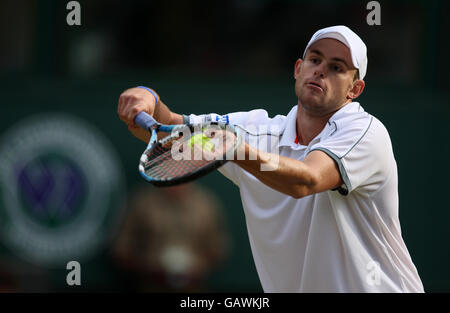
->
[[117, 87, 184, 143], [117, 87, 341, 198], [233, 143, 343, 198]]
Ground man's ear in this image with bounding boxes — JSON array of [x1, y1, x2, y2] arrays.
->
[[294, 59, 303, 79], [347, 79, 365, 100]]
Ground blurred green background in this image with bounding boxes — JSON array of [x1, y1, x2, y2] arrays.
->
[[0, 0, 449, 292]]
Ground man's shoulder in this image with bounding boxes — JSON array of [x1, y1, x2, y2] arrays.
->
[[331, 103, 391, 141], [327, 110, 372, 145], [318, 108, 394, 161]]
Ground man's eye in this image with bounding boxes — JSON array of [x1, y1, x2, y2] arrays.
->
[[332, 65, 342, 72], [311, 58, 319, 64]]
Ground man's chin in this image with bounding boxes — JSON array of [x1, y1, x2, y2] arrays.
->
[[299, 96, 324, 111]]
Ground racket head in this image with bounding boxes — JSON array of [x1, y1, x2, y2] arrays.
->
[[138, 122, 240, 187]]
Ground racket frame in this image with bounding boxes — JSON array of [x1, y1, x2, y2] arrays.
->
[[136, 112, 239, 187]]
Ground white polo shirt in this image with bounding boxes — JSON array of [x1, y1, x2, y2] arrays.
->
[[187, 102, 424, 292]]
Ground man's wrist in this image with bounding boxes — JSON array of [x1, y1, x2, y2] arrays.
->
[[137, 86, 160, 105]]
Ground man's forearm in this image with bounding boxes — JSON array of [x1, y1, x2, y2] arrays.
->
[[232, 143, 318, 198], [153, 99, 184, 125]]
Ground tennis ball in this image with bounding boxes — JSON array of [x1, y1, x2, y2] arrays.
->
[[189, 134, 215, 152]]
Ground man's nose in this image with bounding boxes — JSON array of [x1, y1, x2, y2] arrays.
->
[[314, 63, 326, 78]]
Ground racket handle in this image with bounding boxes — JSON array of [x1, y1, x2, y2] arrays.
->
[[135, 112, 157, 130]]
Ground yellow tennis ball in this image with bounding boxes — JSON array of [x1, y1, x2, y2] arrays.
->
[[189, 134, 215, 151]]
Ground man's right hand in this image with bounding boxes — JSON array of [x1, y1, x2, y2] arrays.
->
[[117, 86, 183, 143], [117, 87, 159, 129], [117, 87, 160, 143]]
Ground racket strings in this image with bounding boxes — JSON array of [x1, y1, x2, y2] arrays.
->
[[143, 144, 211, 179]]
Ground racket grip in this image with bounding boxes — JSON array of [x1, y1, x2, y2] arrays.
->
[[135, 112, 157, 130]]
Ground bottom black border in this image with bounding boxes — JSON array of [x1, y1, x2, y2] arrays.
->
[[0, 292, 446, 311]]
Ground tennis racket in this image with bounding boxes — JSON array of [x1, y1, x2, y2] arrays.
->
[[134, 112, 241, 187]]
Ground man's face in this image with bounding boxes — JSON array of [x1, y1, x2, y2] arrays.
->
[[294, 38, 362, 116]]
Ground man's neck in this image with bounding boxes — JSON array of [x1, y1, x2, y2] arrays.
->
[[296, 101, 350, 146]]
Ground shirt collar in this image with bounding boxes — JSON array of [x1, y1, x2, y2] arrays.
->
[[279, 102, 363, 149], [279, 106, 299, 148], [328, 101, 363, 124]]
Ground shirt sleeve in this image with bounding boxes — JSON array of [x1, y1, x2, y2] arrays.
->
[[186, 109, 284, 128], [310, 115, 394, 195]]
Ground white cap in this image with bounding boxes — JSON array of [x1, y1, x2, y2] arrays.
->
[[303, 25, 368, 80]]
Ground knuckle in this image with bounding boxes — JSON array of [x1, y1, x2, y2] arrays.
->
[[118, 111, 126, 119], [130, 95, 143, 105], [130, 107, 140, 116], [119, 91, 129, 100]]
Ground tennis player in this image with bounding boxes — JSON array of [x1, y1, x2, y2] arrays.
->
[[118, 26, 424, 292]]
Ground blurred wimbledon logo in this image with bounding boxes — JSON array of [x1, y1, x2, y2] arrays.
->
[[0, 113, 125, 267]]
